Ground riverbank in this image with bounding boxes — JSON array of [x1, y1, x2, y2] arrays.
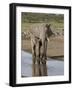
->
[[21, 36, 64, 60]]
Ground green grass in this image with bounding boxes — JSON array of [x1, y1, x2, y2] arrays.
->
[[21, 12, 64, 32], [22, 13, 64, 23], [21, 22, 64, 32]]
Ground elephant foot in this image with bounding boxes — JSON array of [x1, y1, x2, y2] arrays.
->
[[45, 57, 47, 60]]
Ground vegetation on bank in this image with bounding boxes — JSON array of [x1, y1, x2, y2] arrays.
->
[[21, 12, 64, 23], [21, 12, 64, 32]]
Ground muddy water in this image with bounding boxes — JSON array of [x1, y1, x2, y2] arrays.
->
[[21, 51, 64, 77]]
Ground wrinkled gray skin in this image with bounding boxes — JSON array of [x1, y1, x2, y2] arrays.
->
[[30, 24, 54, 76]]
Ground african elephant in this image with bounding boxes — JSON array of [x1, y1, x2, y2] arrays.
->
[[29, 24, 54, 76], [30, 24, 54, 64]]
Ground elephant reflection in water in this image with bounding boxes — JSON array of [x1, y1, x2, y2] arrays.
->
[[29, 24, 54, 76], [31, 36, 47, 76]]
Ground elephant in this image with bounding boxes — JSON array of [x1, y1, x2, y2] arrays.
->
[[30, 24, 54, 64], [29, 24, 54, 76], [21, 23, 54, 76], [30, 35, 47, 76]]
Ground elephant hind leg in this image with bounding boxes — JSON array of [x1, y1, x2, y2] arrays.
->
[[32, 45, 36, 76], [44, 40, 48, 60]]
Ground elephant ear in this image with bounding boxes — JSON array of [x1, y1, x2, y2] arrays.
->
[[46, 24, 54, 37], [45, 24, 51, 29]]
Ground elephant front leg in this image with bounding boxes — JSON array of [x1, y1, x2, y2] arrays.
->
[[40, 44, 46, 64], [35, 42, 41, 76]]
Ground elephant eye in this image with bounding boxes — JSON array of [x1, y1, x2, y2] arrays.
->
[[45, 24, 49, 28]]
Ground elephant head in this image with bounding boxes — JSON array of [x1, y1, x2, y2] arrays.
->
[[45, 24, 55, 41], [45, 24, 54, 37]]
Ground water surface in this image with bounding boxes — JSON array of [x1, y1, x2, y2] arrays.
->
[[21, 51, 64, 77]]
